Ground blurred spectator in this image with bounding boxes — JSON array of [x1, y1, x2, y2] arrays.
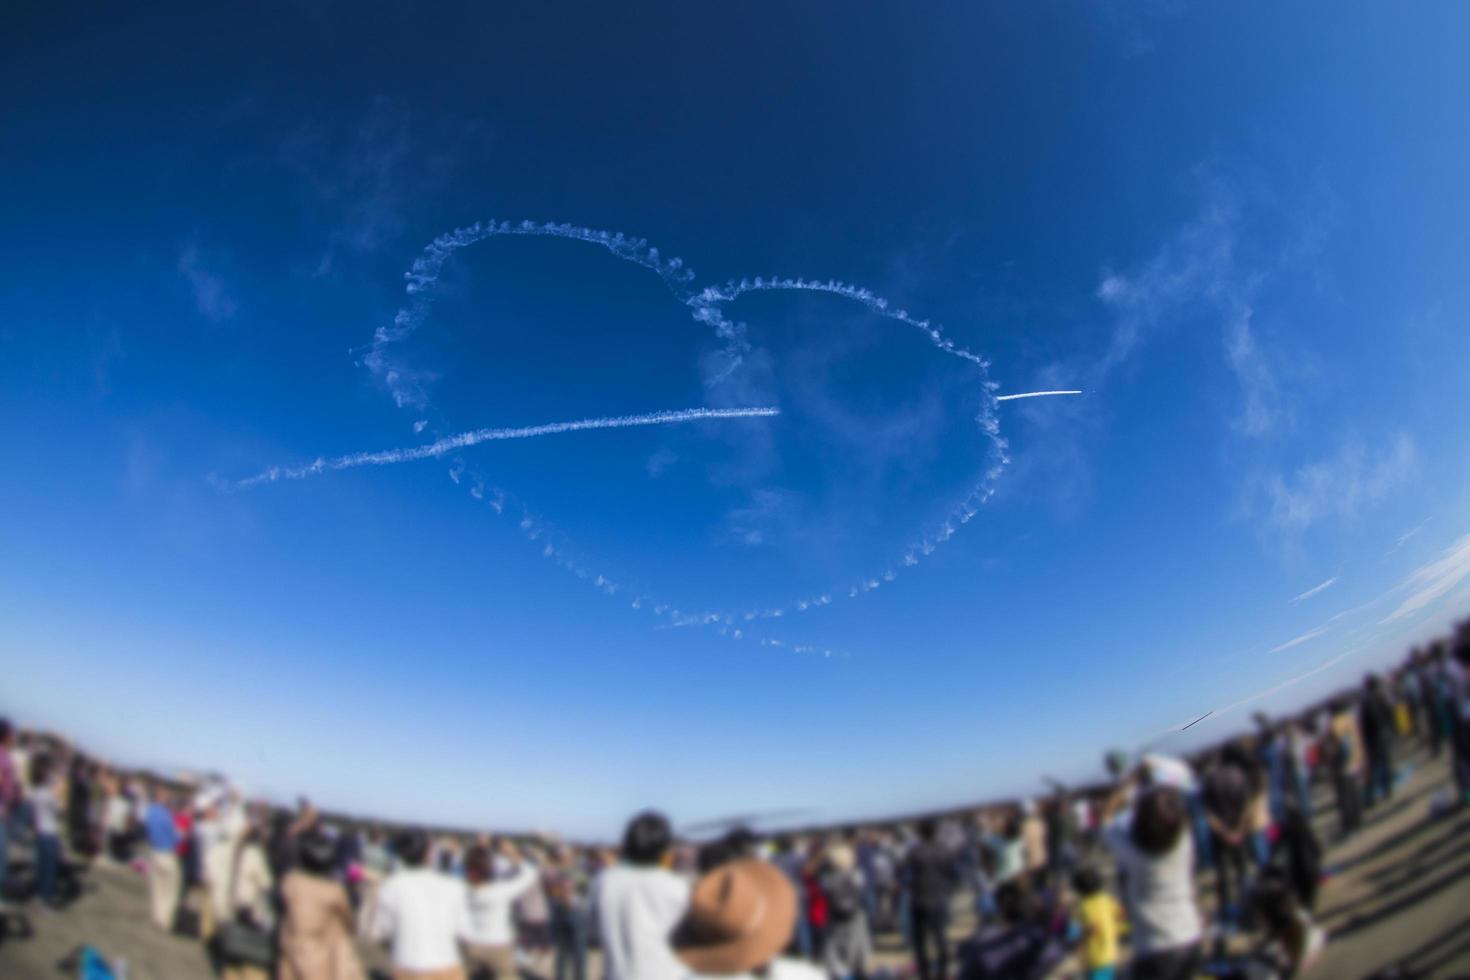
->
[[462, 839, 539, 980], [0, 719, 19, 909], [1327, 698, 1365, 836], [145, 784, 182, 930], [1103, 786, 1202, 980], [29, 753, 64, 907], [1447, 639, 1470, 803], [1247, 867, 1325, 976], [904, 818, 958, 980], [102, 772, 136, 862], [800, 844, 830, 960], [1420, 644, 1450, 757], [1253, 715, 1289, 827], [1284, 718, 1317, 825], [819, 842, 872, 980], [1019, 802, 1047, 889], [1359, 674, 1398, 808], [66, 756, 96, 859], [956, 878, 1064, 980], [279, 830, 363, 980], [514, 848, 553, 975], [1272, 794, 1322, 914], [671, 857, 822, 980], [1201, 746, 1252, 928], [1070, 866, 1120, 980], [371, 828, 469, 979], [772, 836, 813, 959], [219, 819, 275, 980], [546, 846, 591, 980], [1043, 789, 1078, 889], [591, 810, 690, 980]]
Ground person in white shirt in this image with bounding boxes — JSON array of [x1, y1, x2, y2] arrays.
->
[[102, 776, 135, 862], [591, 811, 691, 980], [28, 754, 65, 907], [372, 828, 471, 979], [9, 734, 33, 847], [461, 839, 540, 980], [199, 788, 251, 935], [671, 856, 823, 980], [1104, 785, 1203, 980]]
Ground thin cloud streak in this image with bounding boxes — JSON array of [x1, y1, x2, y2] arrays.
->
[[228, 407, 780, 489], [1267, 624, 1331, 655], [1289, 576, 1338, 605], [1381, 532, 1470, 625], [1386, 518, 1430, 555], [1212, 644, 1368, 719], [178, 245, 237, 322]]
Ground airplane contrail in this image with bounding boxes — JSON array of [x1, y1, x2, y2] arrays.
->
[[229, 406, 781, 489], [994, 390, 1083, 402]]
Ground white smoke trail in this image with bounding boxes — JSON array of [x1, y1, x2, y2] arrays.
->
[[363, 220, 704, 410], [231, 407, 780, 489], [692, 277, 990, 368], [298, 217, 1020, 655], [995, 390, 1083, 402], [661, 272, 1011, 626], [463, 475, 849, 659]]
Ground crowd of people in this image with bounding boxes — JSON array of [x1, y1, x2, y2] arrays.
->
[[1, 621, 1467, 980]]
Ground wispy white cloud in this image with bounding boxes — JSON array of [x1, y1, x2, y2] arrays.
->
[[1094, 0, 1187, 58], [1381, 531, 1470, 625], [1386, 518, 1430, 555], [1004, 178, 1245, 517], [1264, 434, 1417, 532], [178, 246, 237, 322], [1289, 575, 1338, 605], [1211, 643, 1368, 720], [720, 488, 804, 548], [1267, 624, 1331, 655], [1091, 179, 1241, 382], [645, 447, 679, 478], [277, 99, 487, 275], [1223, 307, 1286, 437]]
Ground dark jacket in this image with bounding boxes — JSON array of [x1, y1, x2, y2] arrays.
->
[[905, 841, 958, 912]]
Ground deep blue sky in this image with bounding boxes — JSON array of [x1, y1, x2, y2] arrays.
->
[[4, 1, 1470, 836]]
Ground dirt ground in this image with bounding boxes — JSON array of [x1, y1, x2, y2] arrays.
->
[[2, 746, 1466, 979]]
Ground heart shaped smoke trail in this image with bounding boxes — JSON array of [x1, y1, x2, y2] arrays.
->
[[232, 219, 1077, 654]]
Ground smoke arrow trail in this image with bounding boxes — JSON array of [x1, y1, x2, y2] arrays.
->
[[229, 406, 780, 489]]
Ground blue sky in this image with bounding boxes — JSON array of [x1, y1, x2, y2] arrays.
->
[[4, 1, 1470, 837]]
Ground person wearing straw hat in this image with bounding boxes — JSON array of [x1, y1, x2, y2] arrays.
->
[[672, 858, 823, 980]]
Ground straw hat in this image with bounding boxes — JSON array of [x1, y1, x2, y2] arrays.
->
[[672, 859, 796, 975]]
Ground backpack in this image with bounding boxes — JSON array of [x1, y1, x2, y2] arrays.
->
[[825, 870, 863, 921]]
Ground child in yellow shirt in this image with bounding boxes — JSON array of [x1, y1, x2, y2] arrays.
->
[[1073, 866, 1122, 980]]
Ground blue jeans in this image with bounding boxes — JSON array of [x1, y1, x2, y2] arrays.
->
[[1364, 756, 1393, 807], [1295, 771, 1313, 821], [1250, 829, 1271, 868], [1188, 792, 1214, 869], [9, 802, 33, 845], [551, 903, 587, 980], [35, 832, 60, 904], [0, 815, 8, 901], [792, 899, 813, 958]]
